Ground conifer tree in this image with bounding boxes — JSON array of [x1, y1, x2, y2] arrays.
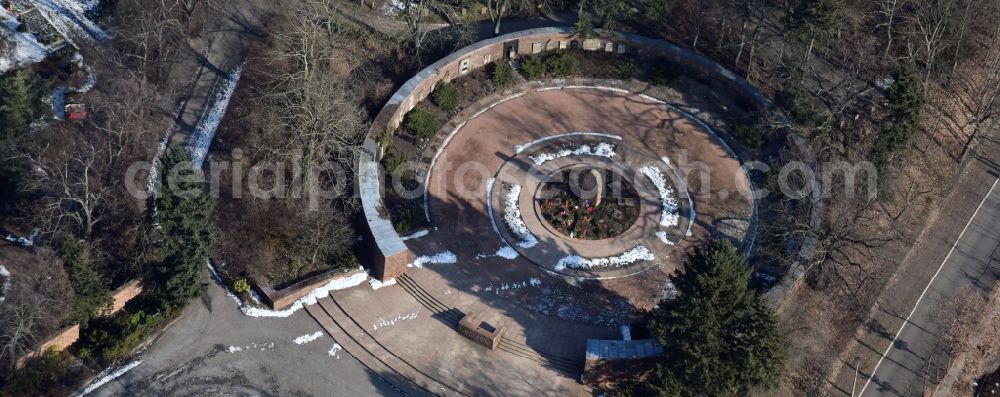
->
[[59, 237, 112, 327], [151, 149, 217, 308], [651, 240, 785, 396]]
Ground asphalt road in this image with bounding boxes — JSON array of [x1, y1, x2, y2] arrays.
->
[[860, 176, 1000, 396], [85, 275, 399, 397]]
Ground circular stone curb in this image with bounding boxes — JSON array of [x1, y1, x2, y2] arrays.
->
[[487, 133, 691, 278]]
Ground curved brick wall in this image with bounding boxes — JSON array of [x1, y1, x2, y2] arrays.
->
[[362, 28, 821, 299]]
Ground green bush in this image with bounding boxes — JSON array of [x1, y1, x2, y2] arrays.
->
[[381, 152, 406, 174], [546, 52, 577, 77], [614, 59, 638, 80], [650, 61, 682, 86], [492, 61, 514, 87], [335, 252, 361, 270], [77, 309, 162, 366], [232, 278, 251, 294], [392, 207, 427, 233], [1, 347, 76, 397], [432, 82, 461, 113], [732, 122, 766, 148], [405, 107, 438, 139], [521, 56, 546, 80]]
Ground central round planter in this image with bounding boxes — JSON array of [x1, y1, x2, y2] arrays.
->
[[535, 168, 640, 240]]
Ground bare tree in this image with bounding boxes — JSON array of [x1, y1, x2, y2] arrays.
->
[[907, 0, 958, 96], [877, 0, 906, 60], [486, 0, 537, 37]]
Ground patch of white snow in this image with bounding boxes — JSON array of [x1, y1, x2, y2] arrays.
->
[[640, 165, 680, 227], [502, 184, 537, 248], [74, 360, 141, 397], [293, 331, 324, 345], [369, 277, 397, 290], [188, 62, 244, 167], [406, 251, 457, 268], [528, 142, 617, 165], [554, 246, 654, 271]]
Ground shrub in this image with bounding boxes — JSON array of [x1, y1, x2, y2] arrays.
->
[[1, 347, 76, 396], [232, 278, 251, 294], [77, 309, 163, 366], [732, 122, 766, 148], [335, 252, 361, 270], [492, 61, 514, 87], [521, 56, 546, 80], [405, 107, 438, 139], [614, 59, 638, 80], [650, 61, 682, 86], [381, 152, 406, 174], [546, 51, 577, 77], [432, 82, 461, 113]]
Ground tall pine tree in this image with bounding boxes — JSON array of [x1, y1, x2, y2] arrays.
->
[[0, 69, 51, 140], [651, 240, 785, 397], [870, 65, 924, 173], [151, 149, 217, 308], [59, 237, 112, 327]]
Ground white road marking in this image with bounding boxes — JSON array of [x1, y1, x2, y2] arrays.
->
[[859, 176, 1000, 395]]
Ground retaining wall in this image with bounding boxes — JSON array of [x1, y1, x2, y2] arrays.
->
[[17, 280, 143, 367], [253, 267, 368, 309]]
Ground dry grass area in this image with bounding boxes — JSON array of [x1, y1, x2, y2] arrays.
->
[[934, 282, 1000, 395]]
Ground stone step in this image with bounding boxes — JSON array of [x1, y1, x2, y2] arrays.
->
[[305, 302, 438, 397], [317, 297, 465, 396]]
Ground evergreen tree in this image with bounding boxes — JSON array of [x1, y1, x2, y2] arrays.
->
[[152, 149, 217, 308], [651, 241, 785, 397], [786, 0, 843, 57], [0, 69, 51, 140], [871, 66, 924, 172], [59, 237, 112, 327]]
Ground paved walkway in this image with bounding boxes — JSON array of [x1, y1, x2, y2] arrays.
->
[[89, 275, 396, 396], [828, 136, 1000, 396]]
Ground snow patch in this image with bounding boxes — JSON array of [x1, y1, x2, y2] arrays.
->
[[554, 246, 654, 271], [400, 229, 429, 241], [33, 0, 109, 43], [528, 142, 616, 165], [502, 184, 537, 248], [655, 231, 675, 246], [369, 277, 397, 290], [5, 228, 39, 248], [476, 245, 519, 260], [74, 360, 141, 396], [206, 261, 368, 318], [226, 342, 274, 353], [293, 331, 324, 345], [483, 278, 542, 294], [0, 9, 49, 73], [640, 165, 680, 228], [406, 251, 456, 268], [0, 266, 11, 302], [373, 310, 419, 331], [513, 132, 622, 154], [188, 62, 244, 167], [327, 343, 343, 359]]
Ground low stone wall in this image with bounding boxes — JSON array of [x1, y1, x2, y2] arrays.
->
[[361, 27, 821, 298], [253, 267, 367, 310], [109, 279, 143, 313], [17, 279, 143, 367]]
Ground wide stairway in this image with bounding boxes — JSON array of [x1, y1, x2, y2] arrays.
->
[[306, 275, 587, 396], [305, 296, 460, 397], [396, 274, 584, 375]]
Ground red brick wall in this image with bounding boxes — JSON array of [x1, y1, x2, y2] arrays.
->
[[16, 279, 143, 368]]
